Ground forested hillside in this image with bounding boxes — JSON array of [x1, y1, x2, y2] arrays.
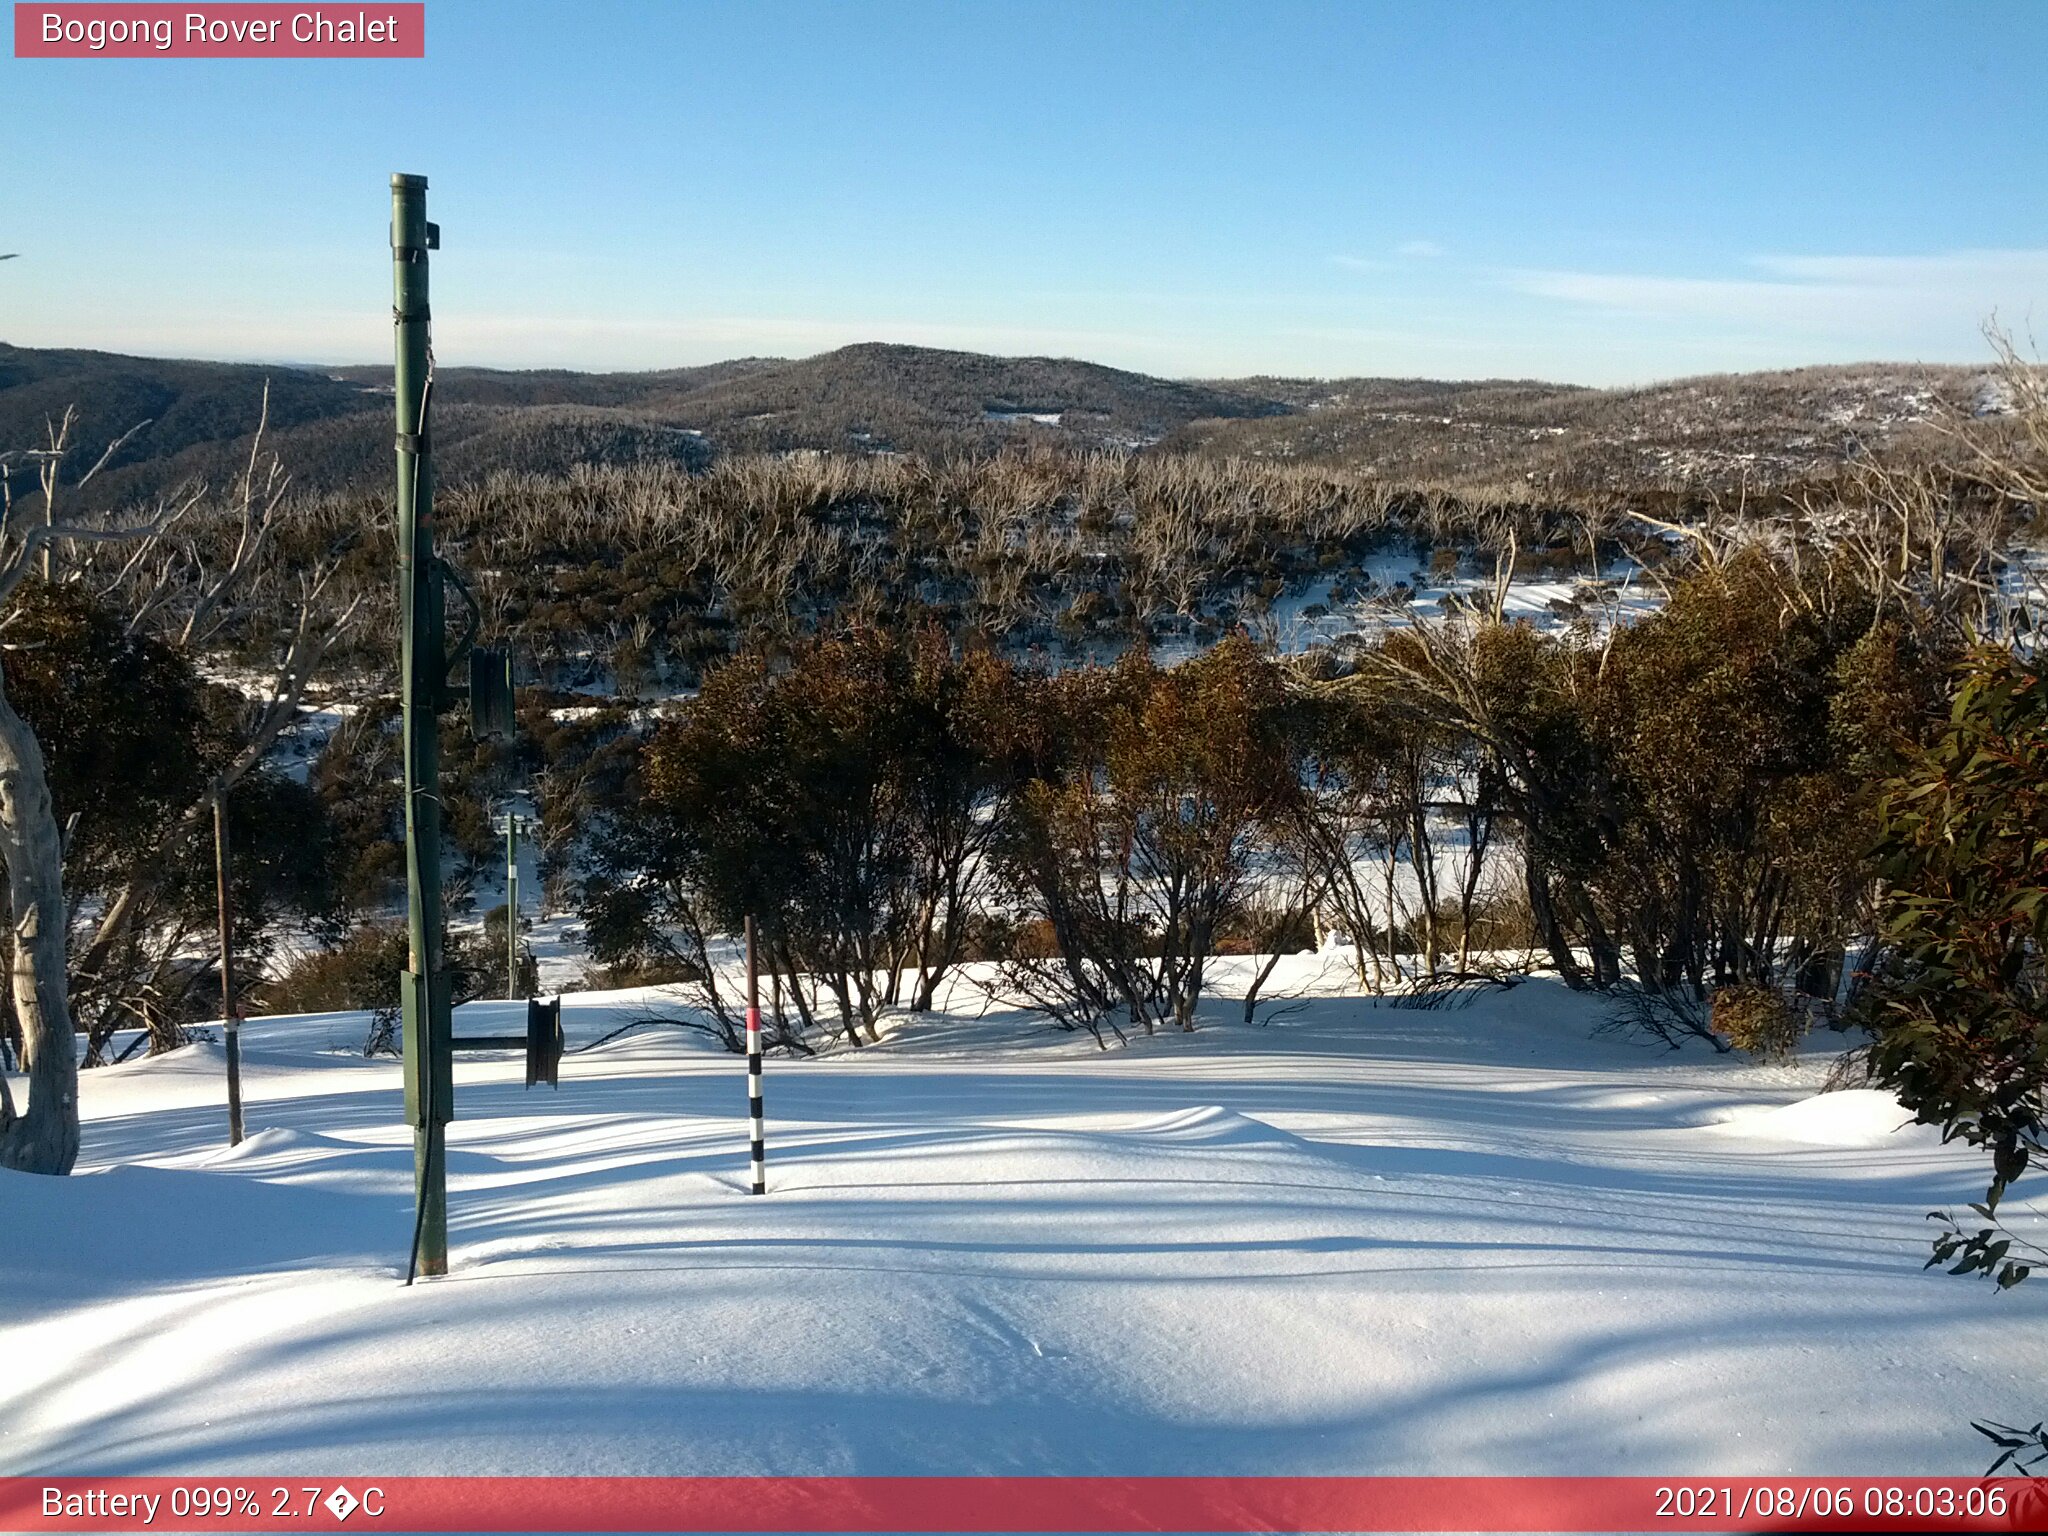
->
[[1169, 363, 1993, 494], [1, 339, 2007, 509]]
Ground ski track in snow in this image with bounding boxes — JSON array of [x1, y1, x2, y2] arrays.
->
[[3, 960, 2040, 1477]]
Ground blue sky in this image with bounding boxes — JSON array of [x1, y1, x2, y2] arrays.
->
[[3, 0, 2044, 383]]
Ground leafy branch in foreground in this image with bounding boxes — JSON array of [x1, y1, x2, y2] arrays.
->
[[1975, 1418, 2048, 1476], [1865, 648, 2047, 1269], [1925, 1202, 2044, 1291]]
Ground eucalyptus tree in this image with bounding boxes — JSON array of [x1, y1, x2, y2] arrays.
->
[[1, 400, 361, 1171]]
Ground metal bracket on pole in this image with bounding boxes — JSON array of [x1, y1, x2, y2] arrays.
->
[[392, 221, 439, 258], [525, 997, 563, 1088], [438, 554, 482, 687], [439, 999, 562, 1088]]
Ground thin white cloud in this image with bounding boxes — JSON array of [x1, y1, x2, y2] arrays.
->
[[1395, 240, 1445, 259], [1505, 269, 1861, 325], [1748, 248, 2048, 285], [1503, 247, 2048, 335], [16, 246, 2040, 386]]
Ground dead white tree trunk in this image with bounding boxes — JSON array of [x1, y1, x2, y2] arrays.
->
[[0, 669, 79, 1173], [0, 411, 194, 1170]]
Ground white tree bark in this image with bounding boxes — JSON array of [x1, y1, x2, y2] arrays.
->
[[0, 668, 80, 1175], [0, 407, 224, 1171]]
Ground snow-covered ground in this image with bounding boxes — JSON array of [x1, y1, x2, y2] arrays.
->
[[1259, 554, 1660, 657], [4, 961, 2041, 1478]]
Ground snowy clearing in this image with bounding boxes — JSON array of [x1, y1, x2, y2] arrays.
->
[[3, 961, 2040, 1478]]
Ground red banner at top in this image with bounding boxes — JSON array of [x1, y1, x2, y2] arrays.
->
[[13, 4, 424, 57]]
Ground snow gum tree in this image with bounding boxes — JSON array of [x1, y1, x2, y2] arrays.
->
[[1286, 667, 1410, 992], [1287, 639, 1510, 988], [586, 626, 1007, 1048], [993, 636, 1296, 1036], [1340, 616, 1613, 988], [2, 400, 359, 1172], [0, 584, 248, 1059], [0, 415, 171, 1173], [1109, 636, 1298, 1028], [1353, 545, 1954, 1045], [1866, 646, 2047, 1289], [0, 635, 76, 1173], [1584, 551, 1953, 1040], [1585, 554, 1879, 1012]]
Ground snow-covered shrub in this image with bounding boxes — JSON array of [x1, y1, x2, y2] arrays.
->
[[260, 923, 411, 1015], [258, 922, 505, 1016]]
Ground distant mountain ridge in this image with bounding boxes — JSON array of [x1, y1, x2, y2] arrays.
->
[[1166, 363, 1988, 495], [0, 339, 1993, 507], [343, 342, 1287, 453]]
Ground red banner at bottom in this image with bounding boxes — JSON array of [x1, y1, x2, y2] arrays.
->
[[4, 1477, 2044, 1534]]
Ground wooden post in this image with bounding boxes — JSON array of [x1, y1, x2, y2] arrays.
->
[[214, 787, 243, 1146], [746, 914, 764, 1195]]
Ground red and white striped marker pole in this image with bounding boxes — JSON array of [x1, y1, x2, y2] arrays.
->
[[744, 914, 765, 1195]]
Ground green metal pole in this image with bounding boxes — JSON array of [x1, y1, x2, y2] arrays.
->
[[506, 812, 520, 999], [393, 172, 451, 1280]]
